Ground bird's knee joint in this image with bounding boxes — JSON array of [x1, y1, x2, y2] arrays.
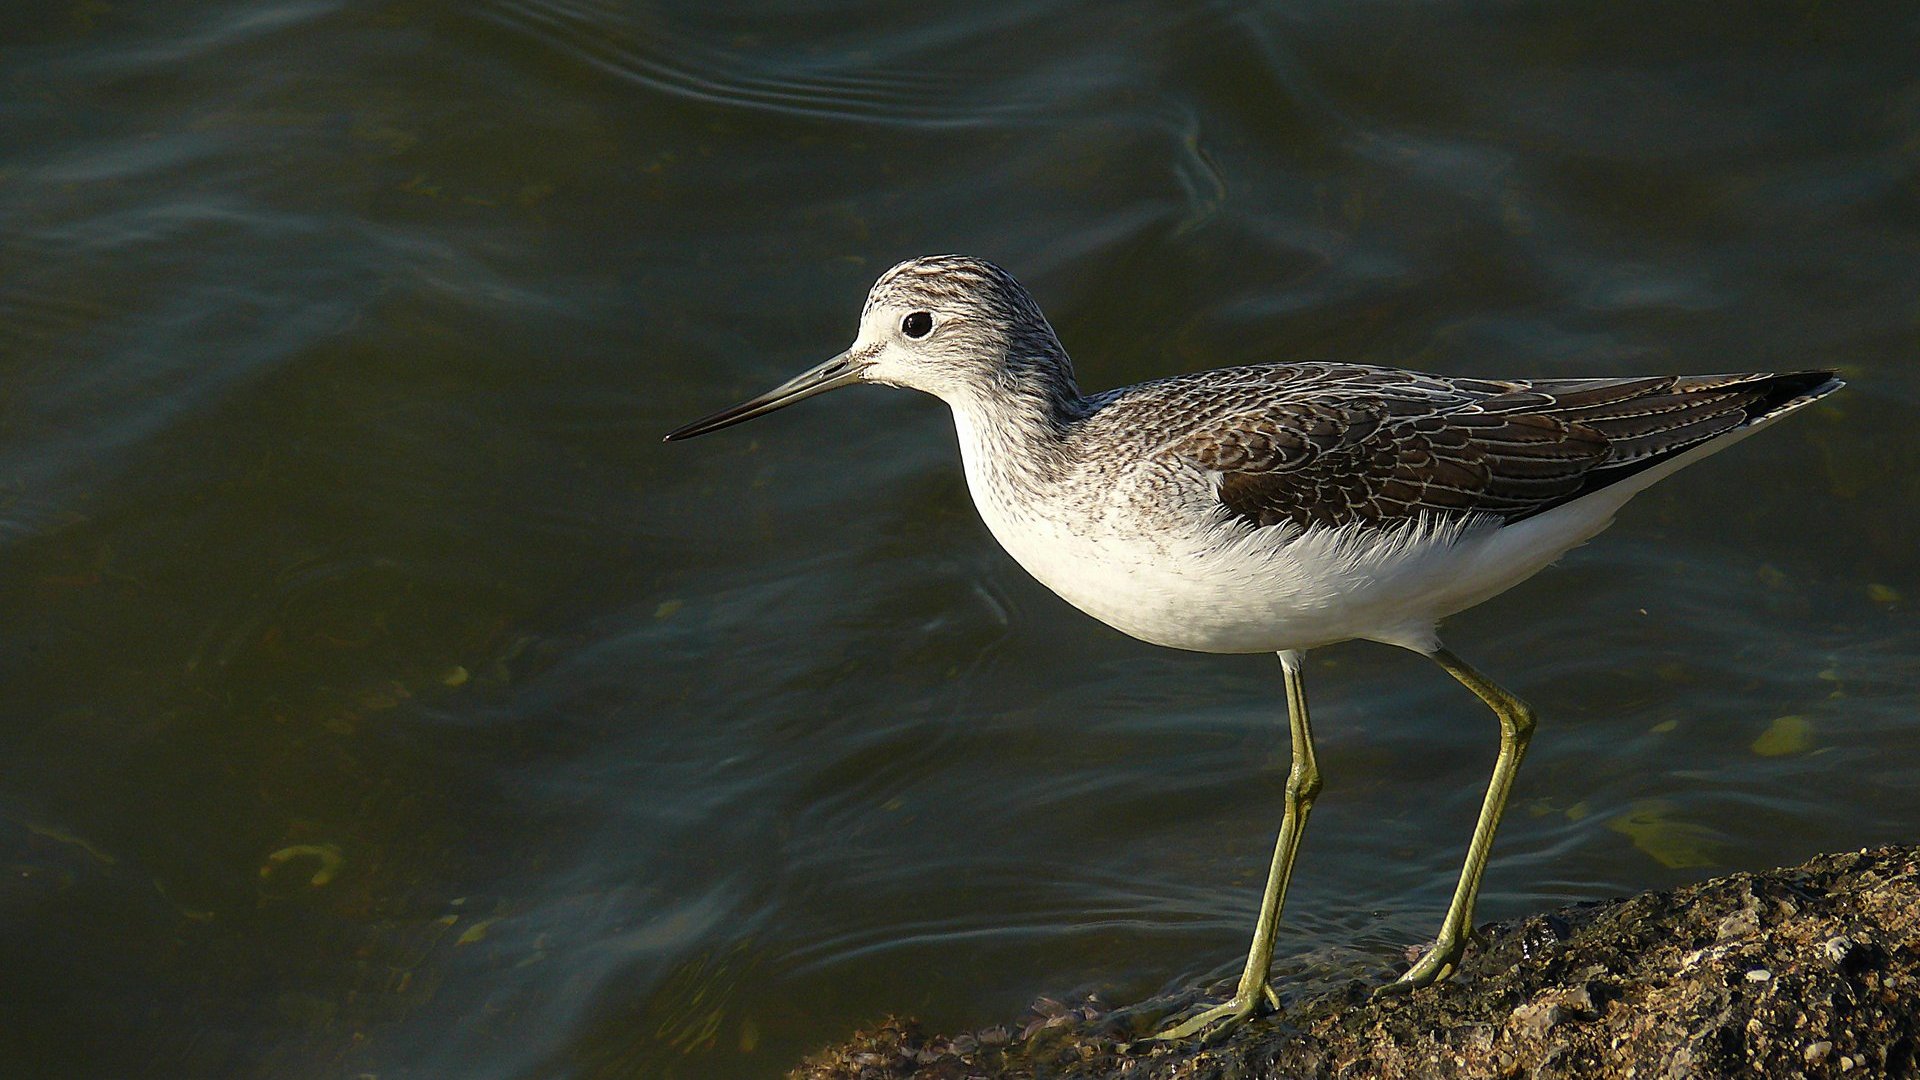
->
[[1287, 766, 1323, 805], [1505, 701, 1537, 742]]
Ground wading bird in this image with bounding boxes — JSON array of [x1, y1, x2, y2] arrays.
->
[[665, 255, 1840, 1040]]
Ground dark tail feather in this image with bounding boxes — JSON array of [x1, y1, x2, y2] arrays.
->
[[1520, 370, 1841, 516], [1701, 369, 1844, 425], [1574, 369, 1841, 468]]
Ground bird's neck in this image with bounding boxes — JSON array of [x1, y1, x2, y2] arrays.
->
[[946, 352, 1088, 496]]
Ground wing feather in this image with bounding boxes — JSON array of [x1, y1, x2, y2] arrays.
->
[[1164, 368, 1837, 531]]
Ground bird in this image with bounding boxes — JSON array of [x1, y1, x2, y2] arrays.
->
[[663, 254, 1842, 1041]]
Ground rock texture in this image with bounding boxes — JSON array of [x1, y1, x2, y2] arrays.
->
[[792, 845, 1920, 1079]]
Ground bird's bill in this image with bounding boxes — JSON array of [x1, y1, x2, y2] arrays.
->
[[662, 351, 861, 441]]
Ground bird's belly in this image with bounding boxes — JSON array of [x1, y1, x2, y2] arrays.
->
[[1011, 541, 1342, 653], [971, 510, 1351, 653], [978, 501, 1621, 655]]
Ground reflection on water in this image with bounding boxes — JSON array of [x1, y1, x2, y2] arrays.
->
[[1, 1, 1916, 1077]]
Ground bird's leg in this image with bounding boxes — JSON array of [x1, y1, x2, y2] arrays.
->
[[1153, 650, 1320, 1042], [1379, 645, 1536, 993]]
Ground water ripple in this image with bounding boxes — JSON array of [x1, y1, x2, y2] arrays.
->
[[472, 0, 1060, 127]]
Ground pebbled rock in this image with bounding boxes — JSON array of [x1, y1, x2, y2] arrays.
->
[[791, 845, 1920, 1080]]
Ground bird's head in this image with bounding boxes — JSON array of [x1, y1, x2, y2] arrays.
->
[[664, 255, 1070, 441]]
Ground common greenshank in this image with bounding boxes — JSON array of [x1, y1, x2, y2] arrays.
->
[[664, 255, 1841, 1041]]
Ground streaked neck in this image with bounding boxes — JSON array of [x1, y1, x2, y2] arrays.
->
[[946, 353, 1087, 495]]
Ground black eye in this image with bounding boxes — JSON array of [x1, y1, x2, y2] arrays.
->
[[900, 311, 934, 338]]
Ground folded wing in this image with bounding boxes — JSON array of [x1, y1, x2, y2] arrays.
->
[[1171, 370, 1839, 531]]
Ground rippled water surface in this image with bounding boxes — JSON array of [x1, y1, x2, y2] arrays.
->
[[3, 2, 1917, 1077]]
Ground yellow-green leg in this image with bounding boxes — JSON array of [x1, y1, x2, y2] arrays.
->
[[1378, 645, 1537, 993], [1153, 650, 1321, 1042]]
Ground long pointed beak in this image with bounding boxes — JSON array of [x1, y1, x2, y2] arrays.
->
[[662, 351, 862, 442]]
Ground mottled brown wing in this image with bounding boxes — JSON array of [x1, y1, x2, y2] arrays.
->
[[1176, 394, 1610, 529], [1173, 371, 1838, 531]]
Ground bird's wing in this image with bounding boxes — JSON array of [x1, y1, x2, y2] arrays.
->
[[1164, 369, 1835, 531]]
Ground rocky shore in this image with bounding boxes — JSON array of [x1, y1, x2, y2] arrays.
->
[[793, 845, 1919, 1079]]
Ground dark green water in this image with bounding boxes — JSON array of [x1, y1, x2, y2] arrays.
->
[[2, 2, 1916, 1077]]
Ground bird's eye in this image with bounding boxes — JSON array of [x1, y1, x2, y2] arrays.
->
[[900, 311, 934, 339]]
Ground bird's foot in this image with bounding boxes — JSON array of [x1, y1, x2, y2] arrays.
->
[[1373, 932, 1466, 998], [1149, 984, 1280, 1042]]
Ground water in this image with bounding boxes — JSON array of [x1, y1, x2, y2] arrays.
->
[[2, 1, 1916, 1076]]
